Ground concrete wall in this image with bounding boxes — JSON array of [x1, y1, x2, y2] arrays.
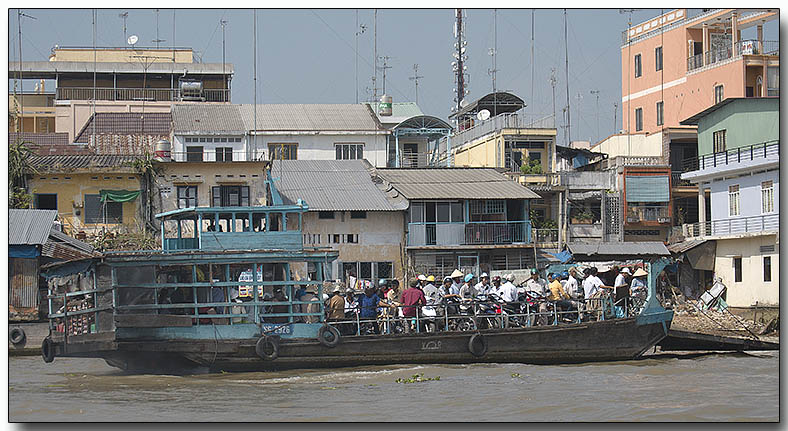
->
[[251, 134, 389, 168], [592, 132, 663, 158], [696, 98, 779, 155], [51, 48, 193, 63], [55, 100, 173, 143], [714, 234, 778, 307], [453, 129, 556, 173], [707, 169, 778, 222], [28, 172, 142, 235], [301, 211, 405, 282]]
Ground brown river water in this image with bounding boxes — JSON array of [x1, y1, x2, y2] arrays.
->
[[9, 352, 778, 422]]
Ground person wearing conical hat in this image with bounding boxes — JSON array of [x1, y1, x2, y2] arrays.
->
[[630, 268, 648, 300], [449, 269, 464, 294]]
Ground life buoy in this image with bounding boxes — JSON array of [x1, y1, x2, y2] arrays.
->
[[468, 333, 488, 357], [318, 324, 340, 348], [9, 327, 26, 345], [255, 335, 279, 361], [41, 336, 55, 363]]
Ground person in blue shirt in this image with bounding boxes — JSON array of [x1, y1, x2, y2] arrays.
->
[[358, 286, 385, 334]]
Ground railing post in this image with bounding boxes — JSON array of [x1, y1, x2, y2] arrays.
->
[[356, 309, 360, 336]]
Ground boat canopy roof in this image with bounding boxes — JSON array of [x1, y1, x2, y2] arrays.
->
[[155, 204, 308, 221]]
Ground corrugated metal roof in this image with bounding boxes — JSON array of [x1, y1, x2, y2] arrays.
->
[[29, 154, 142, 172], [568, 242, 670, 256], [172, 104, 246, 133], [274, 160, 408, 211], [667, 239, 708, 254], [376, 168, 540, 200], [240, 104, 380, 131], [9, 209, 58, 246], [74, 112, 172, 143]]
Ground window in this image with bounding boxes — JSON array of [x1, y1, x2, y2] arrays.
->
[[177, 186, 197, 208], [84, 194, 122, 224], [761, 181, 774, 213], [766, 66, 779, 97], [728, 185, 740, 216], [763, 256, 772, 282], [350, 211, 367, 219], [211, 185, 249, 207], [634, 53, 642, 78], [655, 46, 663, 71], [714, 85, 724, 104], [35, 193, 57, 210], [343, 261, 393, 285], [656, 101, 664, 126], [318, 211, 335, 219], [635, 107, 643, 131], [269, 143, 297, 160], [186, 146, 204, 162], [733, 257, 742, 283], [335, 143, 364, 160], [215, 147, 233, 162], [346, 234, 358, 243], [713, 130, 727, 153]]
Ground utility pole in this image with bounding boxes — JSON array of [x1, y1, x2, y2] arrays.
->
[[409, 63, 423, 104], [563, 9, 571, 145], [531, 9, 535, 111], [355, 12, 367, 104], [119, 11, 128, 46], [590, 89, 600, 143], [253, 9, 257, 158], [17, 10, 37, 133], [379, 56, 392, 95]]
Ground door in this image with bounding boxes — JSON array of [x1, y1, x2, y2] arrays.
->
[[403, 143, 419, 167]]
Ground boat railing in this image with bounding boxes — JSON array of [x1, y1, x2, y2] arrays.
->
[[328, 292, 641, 336]]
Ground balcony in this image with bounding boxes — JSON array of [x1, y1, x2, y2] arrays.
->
[[55, 87, 230, 103], [681, 141, 778, 181], [626, 204, 671, 224], [687, 40, 779, 72], [682, 213, 778, 238], [171, 150, 264, 163], [452, 108, 555, 148], [407, 221, 531, 247]]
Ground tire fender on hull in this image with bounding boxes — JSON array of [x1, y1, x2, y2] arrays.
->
[[468, 333, 488, 357], [9, 327, 26, 345], [41, 336, 55, 363], [318, 324, 341, 348], [256, 335, 280, 361]]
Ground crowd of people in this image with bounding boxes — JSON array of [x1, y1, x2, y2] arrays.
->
[[320, 264, 653, 335]]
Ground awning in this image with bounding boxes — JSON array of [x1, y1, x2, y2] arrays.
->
[[100, 189, 141, 203], [626, 176, 669, 202]]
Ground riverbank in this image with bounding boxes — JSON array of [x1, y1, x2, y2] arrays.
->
[[670, 302, 779, 345]]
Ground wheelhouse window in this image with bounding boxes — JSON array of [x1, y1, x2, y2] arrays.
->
[[212, 185, 249, 207], [335, 143, 364, 160], [84, 194, 122, 224], [269, 143, 297, 160], [177, 186, 197, 208]]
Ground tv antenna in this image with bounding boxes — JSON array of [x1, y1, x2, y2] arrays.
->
[[590, 90, 600, 143], [119, 12, 128, 46], [15, 10, 37, 132], [379, 55, 392, 95], [221, 18, 229, 96], [152, 9, 166, 48], [409, 63, 424, 104], [488, 9, 498, 92], [354, 11, 366, 104]]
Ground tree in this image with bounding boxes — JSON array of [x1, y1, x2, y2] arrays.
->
[[8, 138, 36, 208], [129, 152, 163, 231]]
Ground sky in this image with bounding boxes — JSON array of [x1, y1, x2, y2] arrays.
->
[[7, 8, 780, 146]]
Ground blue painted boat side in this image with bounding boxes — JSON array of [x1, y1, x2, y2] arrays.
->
[[199, 231, 302, 251], [115, 322, 322, 341]]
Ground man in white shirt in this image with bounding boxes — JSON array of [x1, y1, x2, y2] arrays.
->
[[565, 268, 581, 300], [525, 269, 548, 296], [582, 267, 611, 320], [614, 267, 631, 304], [474, 273, 491, 296], [498, 275, 519, 303]]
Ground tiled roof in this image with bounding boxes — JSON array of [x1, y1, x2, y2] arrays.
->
[[29, 154, 142, 173], [9, 209, 58, 246], [9, 132, 94, 156], [375, 168, 541, 200], [74, 112, 172, 143], [274, 160, 408, 211], [171, 104, 246, 134]]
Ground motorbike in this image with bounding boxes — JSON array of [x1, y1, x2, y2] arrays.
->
[[474, 293, 504, 330], [443, 296, 476, 332]]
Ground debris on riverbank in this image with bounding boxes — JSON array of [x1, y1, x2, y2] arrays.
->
[[670, 302, 779, 344]]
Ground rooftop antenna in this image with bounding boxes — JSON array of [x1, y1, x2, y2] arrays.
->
[[531, 9, 535, 114], [221, 18, 228, 98], [590, 89, 600, 143], [372, 9, 378, 101], [409, 63, 423, 104], [16, 10, 37, 133], [92, 9, 97, 147], [253, 9, 257, 159], [354, 11, 367, 104], [549, 68, 557, 123], [563, 9, 571, 146], [118, 11, 128, 46], [452, 8, 468, 121], [379, 55, 392, 95], [613, 102, 618, 135], [152, 9, 166, 48], [488, 9, 498, 93]]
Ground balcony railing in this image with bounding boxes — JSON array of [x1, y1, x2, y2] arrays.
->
[[671, 171, 693, 187], [626, 205, 671, 224], [682, 141, 778, 175], [398, 152, 440, 168], [687, 40, 780, 72], [407, 221, 531, 247], [683, 213, 778, 238], [452, 108, 555, 148], [532, 228, 558, 244], [56, 87, 230, 102], [171, 150, 263, 162]]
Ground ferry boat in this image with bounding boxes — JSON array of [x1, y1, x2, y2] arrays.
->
[[40, 181, 673, 373]]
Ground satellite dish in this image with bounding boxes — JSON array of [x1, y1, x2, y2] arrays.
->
[[127, 35, 138, 45], [460, 99, 469, 108], [477, 109, 491, 121]]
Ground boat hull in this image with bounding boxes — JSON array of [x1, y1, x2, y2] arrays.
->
[[51, 317, 671, 373]]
